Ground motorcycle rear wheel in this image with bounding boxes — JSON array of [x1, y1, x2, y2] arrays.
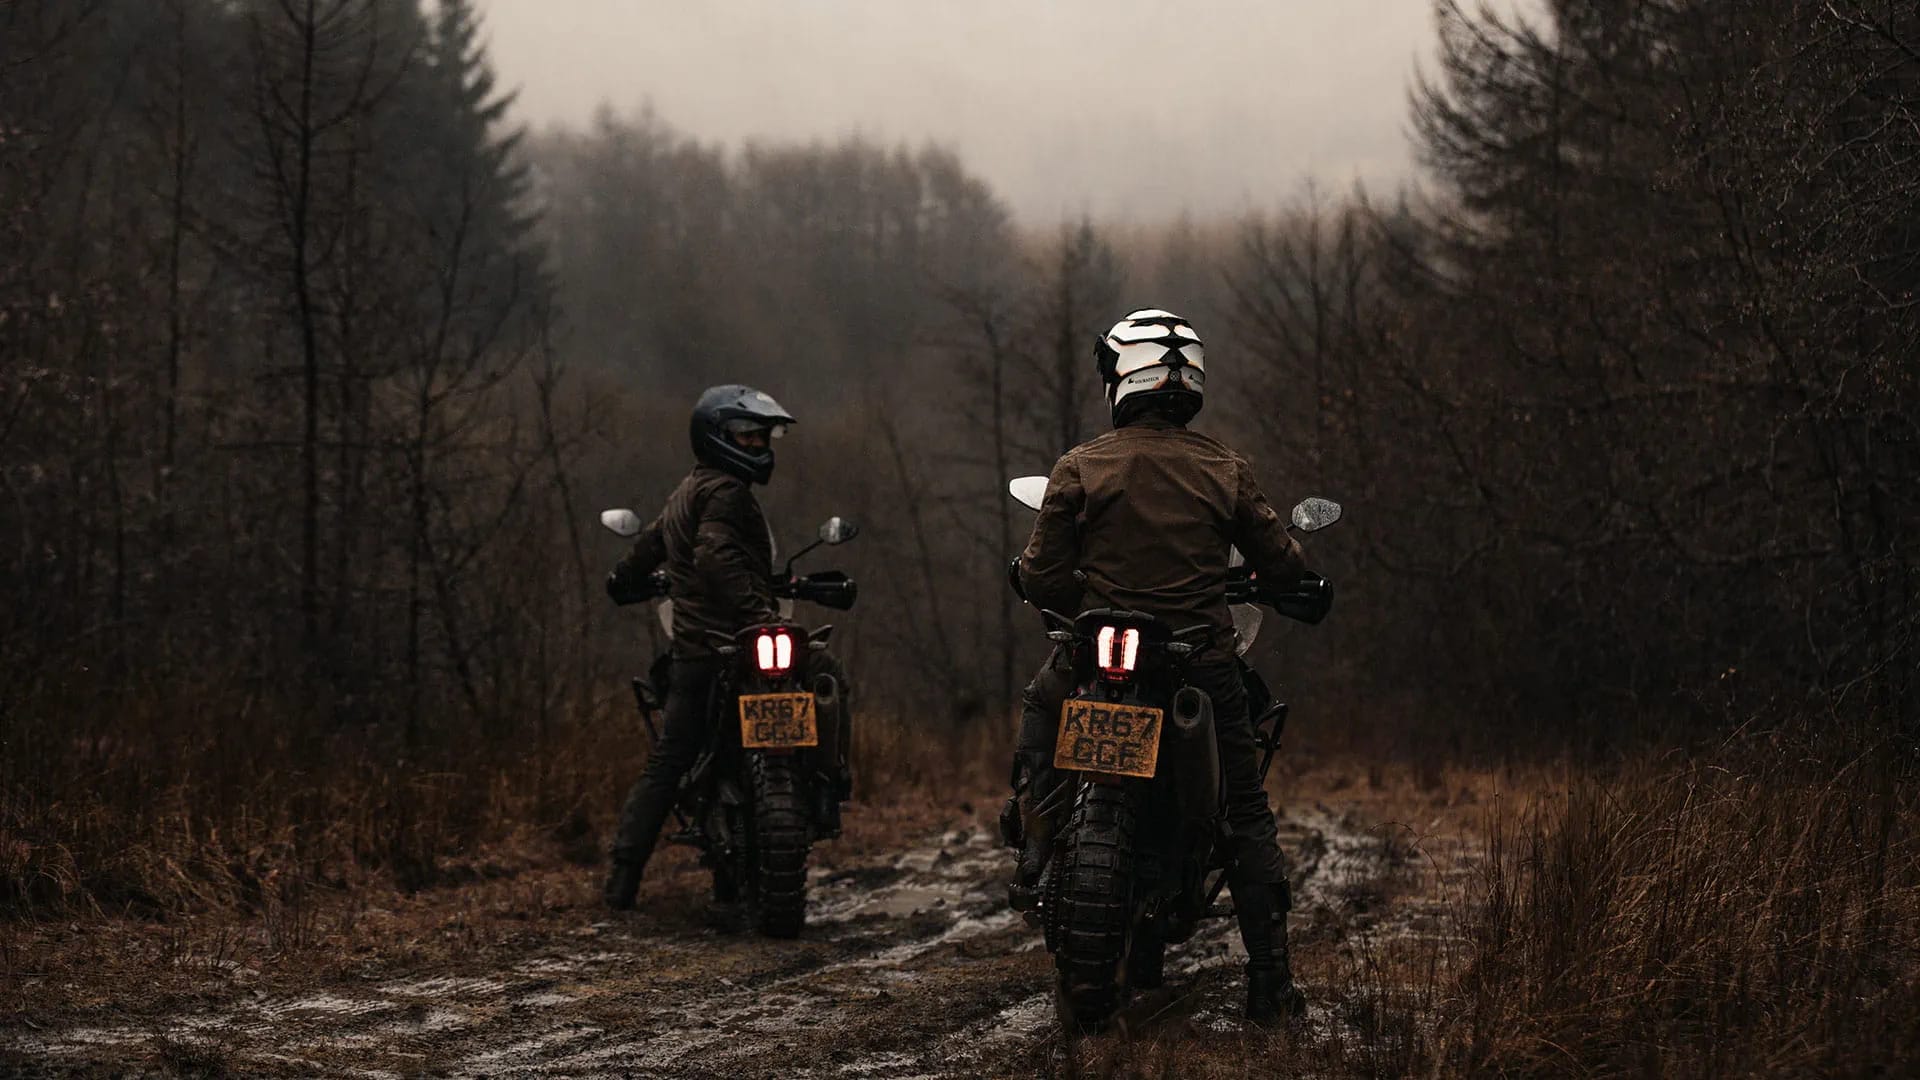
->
[[1054, 782, 1135, 1031], [749, 755, 812, 938]]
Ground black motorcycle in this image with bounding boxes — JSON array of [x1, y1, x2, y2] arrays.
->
[[599, 511, 859, 937], [1003, 481, 1341, 1029]]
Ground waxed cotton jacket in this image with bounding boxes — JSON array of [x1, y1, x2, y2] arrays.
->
[[618, 465, 777, 655], [1018, 418, 1307, 641]]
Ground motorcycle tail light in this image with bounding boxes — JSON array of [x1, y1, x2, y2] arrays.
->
[[755, 630, 794, 674], [1096, 626, 1140, 680]]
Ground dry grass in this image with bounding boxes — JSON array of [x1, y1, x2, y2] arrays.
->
[[0, 676, 1004, 924], [1006, 730, 1920, 1079], [1, 688, 626, 918], [1439, 729, 1920, 1077]]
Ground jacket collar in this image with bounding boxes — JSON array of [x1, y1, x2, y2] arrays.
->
[[1118, 416, 1185, 433]]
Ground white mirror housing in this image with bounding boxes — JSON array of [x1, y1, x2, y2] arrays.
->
[[600, 508, 645, 538], [1008, 476, 1050, 511]]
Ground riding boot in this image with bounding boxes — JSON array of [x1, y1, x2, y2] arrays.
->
[[602, 858, 644, 911], [1245, 963, 1305, 1025], [816, 781, 843, 839], [1017, 809, 1057, 885], [1007, 760, 1060, 912], [1236, 878, 1306, 1024]]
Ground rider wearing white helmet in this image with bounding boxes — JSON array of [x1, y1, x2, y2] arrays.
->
[[1008, 309, 1311, 1023]]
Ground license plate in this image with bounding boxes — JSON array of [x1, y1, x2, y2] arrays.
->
[[1054, 699, 1163, 778], [739, 692, 818, 749]]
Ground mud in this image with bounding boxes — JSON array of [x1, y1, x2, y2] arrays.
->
[[7, 804, 1459, 1077]]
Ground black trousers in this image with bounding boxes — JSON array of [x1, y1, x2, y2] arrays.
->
[[611, 651, 851, 871], [1015, 645, 1285, 885]]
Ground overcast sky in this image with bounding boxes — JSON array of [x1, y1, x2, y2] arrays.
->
[[475, 1, 1443, 222]]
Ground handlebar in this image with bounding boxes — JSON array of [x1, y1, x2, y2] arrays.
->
[[1007, 558, 1331, 625], [776, 570, 859, 611], [1227, 567, 1334, 625], [606, 568, 857, 611]]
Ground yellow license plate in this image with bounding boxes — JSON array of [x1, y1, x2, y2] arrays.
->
[[739, 692, 818, 749], [1054, 699, 1163, 778]]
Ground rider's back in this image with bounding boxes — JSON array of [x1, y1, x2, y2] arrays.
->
[[645, 465, 774, 649], [1024, 416, 1294, 637]]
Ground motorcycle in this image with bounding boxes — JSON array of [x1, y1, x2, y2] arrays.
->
[[1002, 477, 1341, 1029], [598, 509, 860, 937]]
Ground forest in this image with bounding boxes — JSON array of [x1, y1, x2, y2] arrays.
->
[[3, 0, 1916, 1075]]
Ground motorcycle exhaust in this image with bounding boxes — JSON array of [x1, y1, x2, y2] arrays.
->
[[812, 673, 850, 792], [813, 672, 841, 714], [1169, 686, 1221, 820]]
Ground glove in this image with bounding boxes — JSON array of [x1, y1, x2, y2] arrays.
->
[[605, 563, 649, 605]]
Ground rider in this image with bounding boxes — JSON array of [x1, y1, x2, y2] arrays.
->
[[602, 384, 851, 911], [1009, 309, 1311, 1023]]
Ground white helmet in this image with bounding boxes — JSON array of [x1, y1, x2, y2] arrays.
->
[[1094, 308, 1205, 426]]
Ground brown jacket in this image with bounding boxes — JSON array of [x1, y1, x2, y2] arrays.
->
[[619, 465, 777, 654], [1018, 419, 1307, 639]]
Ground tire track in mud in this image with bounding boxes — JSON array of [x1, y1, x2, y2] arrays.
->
[[13, 807, 1420, 1078]]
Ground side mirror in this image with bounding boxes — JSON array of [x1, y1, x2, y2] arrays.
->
[[1289, 497, 1342, 532], [600, 508, 644, 538], [1008, 475, 1049, 511], [818, 516, 859, 545]]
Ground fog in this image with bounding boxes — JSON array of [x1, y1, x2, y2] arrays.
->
[[476, 0, 1439, 222]]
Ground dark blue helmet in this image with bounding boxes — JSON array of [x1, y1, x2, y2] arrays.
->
[[690, 384, 795, 484]]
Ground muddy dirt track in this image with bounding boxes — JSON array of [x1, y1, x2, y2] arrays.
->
[[7, 802, 1462, 1078]]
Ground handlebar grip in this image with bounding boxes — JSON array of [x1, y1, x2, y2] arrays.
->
[[806, 579, 858, 611], [780, 572, 858, 611], [1269, 573, 1333, 625]]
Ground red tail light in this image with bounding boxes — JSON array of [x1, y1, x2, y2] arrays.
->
[[1096, 625, 1141, 680], [754, 630, 795, 674]]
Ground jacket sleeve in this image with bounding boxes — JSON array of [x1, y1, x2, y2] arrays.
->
[[1231, 457, 1309, 583], [695, 483, 777, 622], [1018, 454, 1085, 615], [616, 513, 667, 578]]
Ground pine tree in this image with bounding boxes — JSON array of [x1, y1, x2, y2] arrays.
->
[[406, 0, 546, 316]]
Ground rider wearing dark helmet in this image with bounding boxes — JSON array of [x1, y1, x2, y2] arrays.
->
[[602, 385, 851, 910], [1009, 309, 1311, 1023]]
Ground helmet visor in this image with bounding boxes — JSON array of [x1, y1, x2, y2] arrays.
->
[[723, 419, 786, 439]]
